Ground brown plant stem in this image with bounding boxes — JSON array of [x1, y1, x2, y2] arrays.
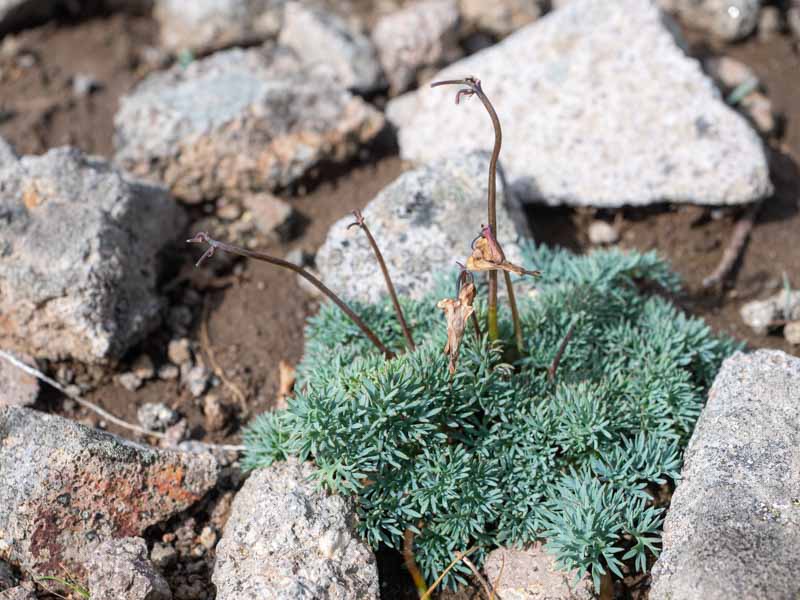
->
[[471, 312, 482, 340], [702, 200, 762, 288], [403, 528, 428, 598], [187, 232, 395, 360], [462, 555, 495, 600], [349, 210, 416, 352], [431, 77, 521, 344], [548, 321, 576, 383], [504, 270, 524, 353], [420, 547, 479, 600]]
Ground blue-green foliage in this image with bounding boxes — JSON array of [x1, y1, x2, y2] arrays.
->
[[243, 244, 739, 591]]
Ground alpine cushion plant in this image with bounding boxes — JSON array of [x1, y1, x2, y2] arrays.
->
[[241, 243, 739, 591]]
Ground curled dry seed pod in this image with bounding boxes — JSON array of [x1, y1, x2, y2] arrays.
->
[[437, 282, 477, 375], [467, 227, 541, 277]]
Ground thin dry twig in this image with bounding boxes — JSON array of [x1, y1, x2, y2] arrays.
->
[[420, 546, 479, 600], [489, 553, 506, 600], [200, 296, 248, 416], [188, 232, 394, 359], [349, 209, 416, 352], [548, 321, 577, 383], [702, 201, 762, 288], [462, 555, 495, 600], [0, 349, 246, 452]]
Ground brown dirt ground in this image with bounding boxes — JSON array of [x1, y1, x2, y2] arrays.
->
[[1, 11, 798, 600]]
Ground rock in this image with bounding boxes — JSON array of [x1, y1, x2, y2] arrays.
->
[[740, 289, 800, 335], [150, 543, 177, 570], [0, 353, 38, 408], [242, 193, 294, 239], [0, 585, 35, 600], [198, 526, 217, 550], [213, 459, 379, 600], [72, 72, 100, 97], [789, 5, 800, 40], [315, 151, 528, 304], [740, 92, 775, 135], [587, 220, 619, 245], [184, 365, 210, 398], [372, 0, 461, 95], [118, 372, 143, 392], [158, 365, 180, 381], [137, 402, 180, 432], [0, 147, 185, 364], [784, 321, 800, 345], [650, 350, 800, 600], [757, 5, 782, 41], [132, 354, 156, 381], [0, 137, 15, 163], [167, 338, 192, 366], [459, 0, 547, 37], [154, 0, 285, 54], [114, 47, 384, 204], [86, 537, 171, 600], [484, 544, 593, 600], [703, 56, 756, 91], [389, 0, 772, 208], [0, 559, 15, 590], [278, 2, 384, 93], [0, 406, 217, 582], [203, 393, 228, 432], [666, 0, 761, 41]]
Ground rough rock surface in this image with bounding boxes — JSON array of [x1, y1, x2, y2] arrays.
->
[[650, 350, 800, 600], [315, 151, 529, 304], [664, 0, 760, 41], [459, 0, 547, 37], [213, 459, 379, 600], [0, 585, 35, 600], [0, 407, 217, 582], [279, 2, 384, 93], [484, 544, 593, 600], [740, 289, 800, 335], [0, 147, 185, 364], [0, 354, 38, 408], [154, 0, 285, 54], [372, 0, 461, 94], [389, 0, 772, 207], [114, 47, 384, 203], [86, 537, 171, 600]]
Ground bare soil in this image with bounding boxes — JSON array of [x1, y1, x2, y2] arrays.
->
[[1, 11, 798, 600]]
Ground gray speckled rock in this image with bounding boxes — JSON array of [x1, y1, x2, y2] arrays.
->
[[114, 47, 385, 203], [154, 0, 285, 54], [484, 544, 593, 600], [315, 151, 529, 304], [86, 537, 171, 600], [665, 0, 760, 41], [0, 137, 15, 164], [279, 2, 384, 93], [0, 353, 38, 408], [372, 0, 462, 95], [649, 350, 800, 600], [213, 459, 379, 600], [0, 147, 185, 364], [389, 0, 772, 207], [0, 407, 217, 584]]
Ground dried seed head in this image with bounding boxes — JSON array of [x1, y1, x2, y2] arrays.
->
[[437, 282, 477, 375]]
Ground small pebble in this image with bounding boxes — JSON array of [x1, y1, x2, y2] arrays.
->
[[588, 220, 620, 245], [185, 365, 210, 397], [216, 201, 242, 220], [740, 92, 775, 135], [137, 402, 180, 431], [168, 338, 192, 365], [758, 6, 782, 41], [785, 321, 800, 346], [203, 393, 228, 432], [118, 372, 143, 392], [158, 364, 180, 380], [132, 354, 155, 380], [242, 193, 294, 240], [704, 56, 755, 90], [150, 542, 178, 570], [199, 526, 217, 550], [159, 418, 189, 448], [72, 73, 100, 97]]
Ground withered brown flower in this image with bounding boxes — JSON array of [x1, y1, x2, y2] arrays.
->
[[437, 282, 477, 375], [466, 225, 541, 277]]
